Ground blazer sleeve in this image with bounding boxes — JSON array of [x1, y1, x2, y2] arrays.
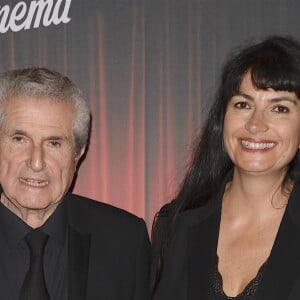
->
[[150, 203, 173, 293], [133, 219, 151, 300]]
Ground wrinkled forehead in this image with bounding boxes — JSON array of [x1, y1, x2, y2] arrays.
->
[[1, 95, 76, 132]]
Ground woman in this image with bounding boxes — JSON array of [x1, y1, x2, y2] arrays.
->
[[151, 36, 300, 300]]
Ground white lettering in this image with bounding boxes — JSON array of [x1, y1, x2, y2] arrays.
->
[[51, 0, 71, 25], [10, 2, 27, 32], [0, 5, 10, 33], [0, 0, 72, 34]]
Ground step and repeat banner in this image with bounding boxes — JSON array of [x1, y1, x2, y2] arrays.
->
[[0, 0, 299, 225]]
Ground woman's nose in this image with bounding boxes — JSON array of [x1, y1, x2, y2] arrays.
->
[[245, 110, 269, 134]]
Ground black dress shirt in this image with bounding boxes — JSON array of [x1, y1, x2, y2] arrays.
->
[[0, 200, 68, 300]]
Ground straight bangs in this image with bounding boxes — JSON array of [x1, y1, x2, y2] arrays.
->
[[249, 52, 300, 98]]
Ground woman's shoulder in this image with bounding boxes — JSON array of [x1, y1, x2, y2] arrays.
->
[[152, 202, 173, 235], [151, 202, 175, 247], [156, 201, 175, 217], [152, 200, 202, 241]]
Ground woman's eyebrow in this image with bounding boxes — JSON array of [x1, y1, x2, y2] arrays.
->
[[269, 97, 298, 105], [233, 92, 253, 100], [233, 92, 298, 105]]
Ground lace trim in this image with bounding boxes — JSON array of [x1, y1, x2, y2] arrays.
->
[[212, 256, 267, 300]]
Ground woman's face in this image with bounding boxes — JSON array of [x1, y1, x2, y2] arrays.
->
[[223, 72, 300, 176]]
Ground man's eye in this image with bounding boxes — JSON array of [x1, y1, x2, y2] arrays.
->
[[272, 105, 289, 113], [12, 136, 24, 143], [49, 140, 61, 147], [234, 101, 250, 109]]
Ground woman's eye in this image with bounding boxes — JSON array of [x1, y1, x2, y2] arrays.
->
[[234, 101, 250, 109], [272, 105, 289, 113]]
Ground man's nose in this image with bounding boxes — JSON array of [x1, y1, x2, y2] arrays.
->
[[26, 144, 45, 171]]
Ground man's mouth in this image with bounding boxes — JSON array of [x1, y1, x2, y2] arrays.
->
[[19, 178, 49, 187]]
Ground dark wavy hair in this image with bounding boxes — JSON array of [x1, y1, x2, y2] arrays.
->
[[151, 35, 300, 297]]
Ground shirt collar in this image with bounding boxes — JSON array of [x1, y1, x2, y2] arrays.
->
[[40, 200, 67, 247], [0, 200, 31, 247], [0, 193, 67, 248]]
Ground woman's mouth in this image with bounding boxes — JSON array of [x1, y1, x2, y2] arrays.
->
[[241, 140, 276, 150]]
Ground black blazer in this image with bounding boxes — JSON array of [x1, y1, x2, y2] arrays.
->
[[65, 193, 150, 300], [151, 178, 300, 300]]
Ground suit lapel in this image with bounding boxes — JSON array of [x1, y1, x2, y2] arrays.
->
[[67, 225, 91, 300], [256, 183, 300, 299]]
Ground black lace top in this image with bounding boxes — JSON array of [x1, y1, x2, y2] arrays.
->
[[212, 256, 267, 300]]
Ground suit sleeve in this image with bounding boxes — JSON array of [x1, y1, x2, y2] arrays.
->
[[133, 219, 151, 300]]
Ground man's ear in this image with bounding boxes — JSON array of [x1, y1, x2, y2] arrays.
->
[[75, 145, 86, 163]]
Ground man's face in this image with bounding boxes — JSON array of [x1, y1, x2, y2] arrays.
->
[[0, 96, 84, 222]]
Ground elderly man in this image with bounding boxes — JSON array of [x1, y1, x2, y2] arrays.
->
[[0, 67, 150, 300]]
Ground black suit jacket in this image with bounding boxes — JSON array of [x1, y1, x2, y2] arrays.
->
[[152, 177, 300, 300], [64, 193, 150, 300]]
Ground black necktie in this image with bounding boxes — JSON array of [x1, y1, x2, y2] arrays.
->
[[19, 230, 50, 300]]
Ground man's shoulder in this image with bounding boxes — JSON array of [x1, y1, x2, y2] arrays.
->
[[64, 192, 146, 232]]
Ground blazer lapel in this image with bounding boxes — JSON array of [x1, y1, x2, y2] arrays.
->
[[184, 180, 225, 300], [67, 226, 91, 300], [256, 183, 300, 300], [187, 209, 221, 299]]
